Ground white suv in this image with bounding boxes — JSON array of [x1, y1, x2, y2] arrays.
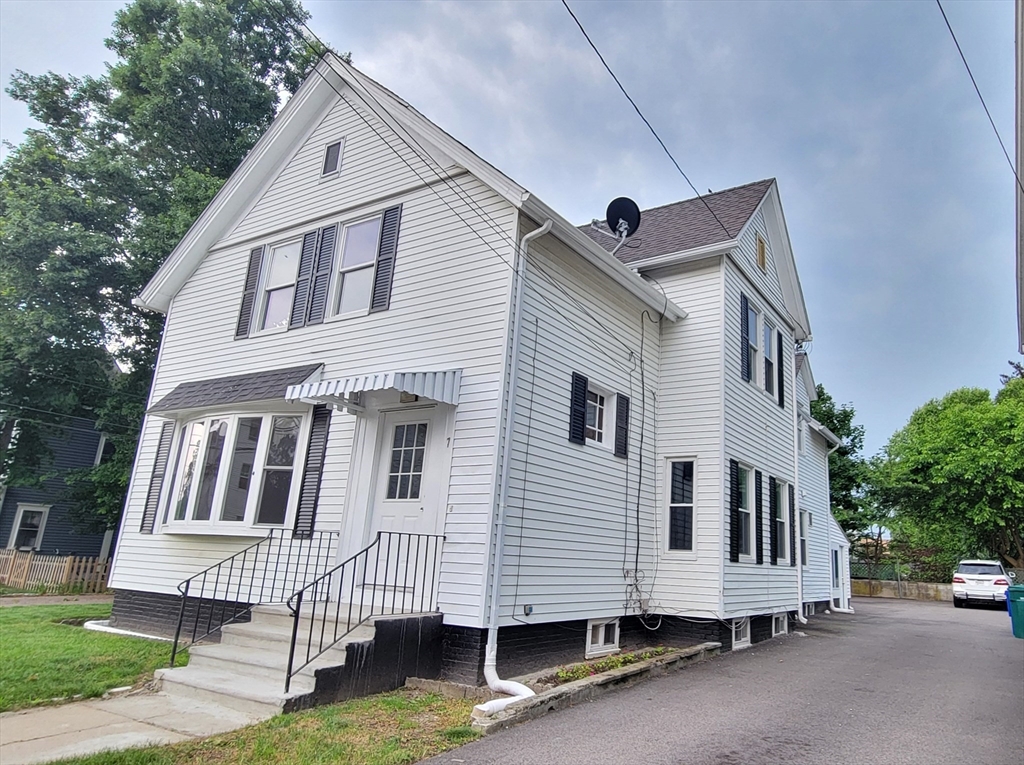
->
[[951, 560, 1015, 608]]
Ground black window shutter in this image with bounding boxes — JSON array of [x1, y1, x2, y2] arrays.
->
[[293, 405, 332, 539], [768, 476, 778, 565], [789, 484, 797, 568], [728, 459, 740, 563], [140, 421, 175, 534], [289, 231, 320, 329], [235, 246, 264, 339], [755, 470, 764, 565], [777, 330, 785, 408], [370, 205, 402, 313], [306, 224, 338, 325], [568, 373, 588, 445], [740, 293, 750, 382], [614, 394, 630, 458]]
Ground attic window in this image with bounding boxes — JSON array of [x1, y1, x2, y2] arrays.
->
[[756, 235, 767, 271], [322, 140, 344, 176]]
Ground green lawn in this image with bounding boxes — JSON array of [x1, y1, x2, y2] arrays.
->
[[0, 604, 183, 712], [51, 689, 479, 765]]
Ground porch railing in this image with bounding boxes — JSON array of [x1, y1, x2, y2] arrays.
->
[[284, 531, 444, 692], [170, 529, 338, 665]]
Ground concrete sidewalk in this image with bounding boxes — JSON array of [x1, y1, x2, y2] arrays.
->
[[0, 691, 270, 765]]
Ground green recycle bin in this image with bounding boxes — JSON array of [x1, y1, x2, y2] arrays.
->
[[1009, 585, 1024, 639]]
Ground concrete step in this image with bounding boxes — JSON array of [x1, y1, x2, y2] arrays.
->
[[248, 602, 378, 634], [187, 642, 349, 682], [156, 665, 311, 717], [218, 619, 375, 651]]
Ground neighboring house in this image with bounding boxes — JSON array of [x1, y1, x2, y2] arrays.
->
[[0, 417, 115, 559], [107, 56, 849, 712]]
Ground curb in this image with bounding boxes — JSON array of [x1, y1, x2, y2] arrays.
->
[[470, 641, 721, 734]]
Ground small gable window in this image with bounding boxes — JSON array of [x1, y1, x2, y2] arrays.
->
[[322, 140, 344, 176], [756, 234, 767, 271]]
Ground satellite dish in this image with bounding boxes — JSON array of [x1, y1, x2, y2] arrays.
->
[[606, 197, 641, 238]]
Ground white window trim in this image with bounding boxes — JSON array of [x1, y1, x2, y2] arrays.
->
[[160, 409, 311, 536], [732, 617, 751, 650], [772, 613, 789, 637], [665, 457, 697, 558], [773, 479, 790, 565], [756, 233, 767, 272], [252, 235, 304, 337], [326, 212, 383, 321], [737, 464, 755, 563], [320, 138, 346, 178], [7, 503, 50, 551], [585, 617, 620, 658], [584, 380, 617, 450]]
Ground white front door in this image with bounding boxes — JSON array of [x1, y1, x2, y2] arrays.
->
[[368, 407, 445, 540]]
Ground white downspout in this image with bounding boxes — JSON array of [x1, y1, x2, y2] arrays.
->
[[473, 219, 552, 718]]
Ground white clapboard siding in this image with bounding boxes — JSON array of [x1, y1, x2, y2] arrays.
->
[[646, 259, 723, 614], [800, 427, 834, 602], [496, 216, 659, 625], [110, 168, 518, 626], [227, 88, 455, 247], [722, 220, 799, 614], [735, 208, 787, 312]]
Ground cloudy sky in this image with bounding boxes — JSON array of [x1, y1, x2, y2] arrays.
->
[[0, 0, 1017, 455]]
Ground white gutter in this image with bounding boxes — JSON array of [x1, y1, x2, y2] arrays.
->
[[626, 240, 738, 272], [473, 219, 552, 718]]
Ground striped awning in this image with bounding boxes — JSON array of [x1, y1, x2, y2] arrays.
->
[[285, 370, 462, 407]]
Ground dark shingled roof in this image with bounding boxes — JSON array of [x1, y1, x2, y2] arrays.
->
[[149, 364, 322, 413], [581, 179, 774, 265]]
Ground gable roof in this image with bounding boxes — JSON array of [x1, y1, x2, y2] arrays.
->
[[136, 55, 684, 321], [581, 179, 773, 265]]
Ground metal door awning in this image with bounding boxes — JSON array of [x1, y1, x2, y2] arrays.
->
[[285, 370, 462, 409]]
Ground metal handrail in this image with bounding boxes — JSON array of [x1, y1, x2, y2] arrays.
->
[[284, 531, 444, 692], [170, 528, 339, 666]]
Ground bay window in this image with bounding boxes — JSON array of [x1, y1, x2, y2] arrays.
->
[[164, 412, 304, 532]]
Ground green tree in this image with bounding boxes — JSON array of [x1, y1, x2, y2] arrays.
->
[[871, 380, 1024, 570], [1, 0, 325, 530], [809, 383, 868, 538]]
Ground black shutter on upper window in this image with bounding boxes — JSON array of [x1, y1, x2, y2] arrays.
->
[[777, 330, 785, 408], [729, 459, 741, 563], [289, 231, 319, 330], [293, 405, 331, 539], [755, 470, 764, 565], [370, 205, 402, 313], [789, 484, 797, 568], [306, 224, 338, 325], [568, 373, 588, 445], [140, 421, 175, 534], [740, 293, 750, 382], [768, 476, 778, 565], [235, 246, 264, 339], [614, 395, 630, 458]]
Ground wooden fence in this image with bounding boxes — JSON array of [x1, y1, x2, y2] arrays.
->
[[0, 549, 110, 593]]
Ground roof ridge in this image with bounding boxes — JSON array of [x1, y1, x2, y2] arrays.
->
[[584, 177, 775, 227]]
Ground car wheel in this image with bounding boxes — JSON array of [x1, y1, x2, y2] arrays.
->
[[953, 598, 964, 608]]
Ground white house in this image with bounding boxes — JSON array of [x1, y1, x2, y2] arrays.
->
[[107, 56, 850, 714]]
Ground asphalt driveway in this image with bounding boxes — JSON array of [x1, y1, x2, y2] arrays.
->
[[429, 598, 1024, 765]]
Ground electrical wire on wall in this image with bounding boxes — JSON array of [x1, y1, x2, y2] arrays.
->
[[510, 316, 540, 625]]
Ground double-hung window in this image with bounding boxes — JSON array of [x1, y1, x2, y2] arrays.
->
[[737, 465, 752, 558], [746, 303, 759, 384], [259, 241, 302, 331], [773, 479, 788, 563], [8, 504, 49, 550], [763, 321, 775, 395], [165, 413, 303, 531], [800, 510, 809, 566], [668, 460, 695, 551], [332, 216, 382, 316]]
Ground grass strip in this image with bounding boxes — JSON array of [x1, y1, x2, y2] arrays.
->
[[51, 689, 479, 765], [0, 604, 183, 712]]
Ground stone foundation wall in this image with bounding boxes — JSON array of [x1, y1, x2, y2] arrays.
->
[[851, 579, 952, 601]]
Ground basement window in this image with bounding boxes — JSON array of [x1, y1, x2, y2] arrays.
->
[[586, 618, 620, 658], [733, 617, 751, 650], [773, 613, 789, 637]]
